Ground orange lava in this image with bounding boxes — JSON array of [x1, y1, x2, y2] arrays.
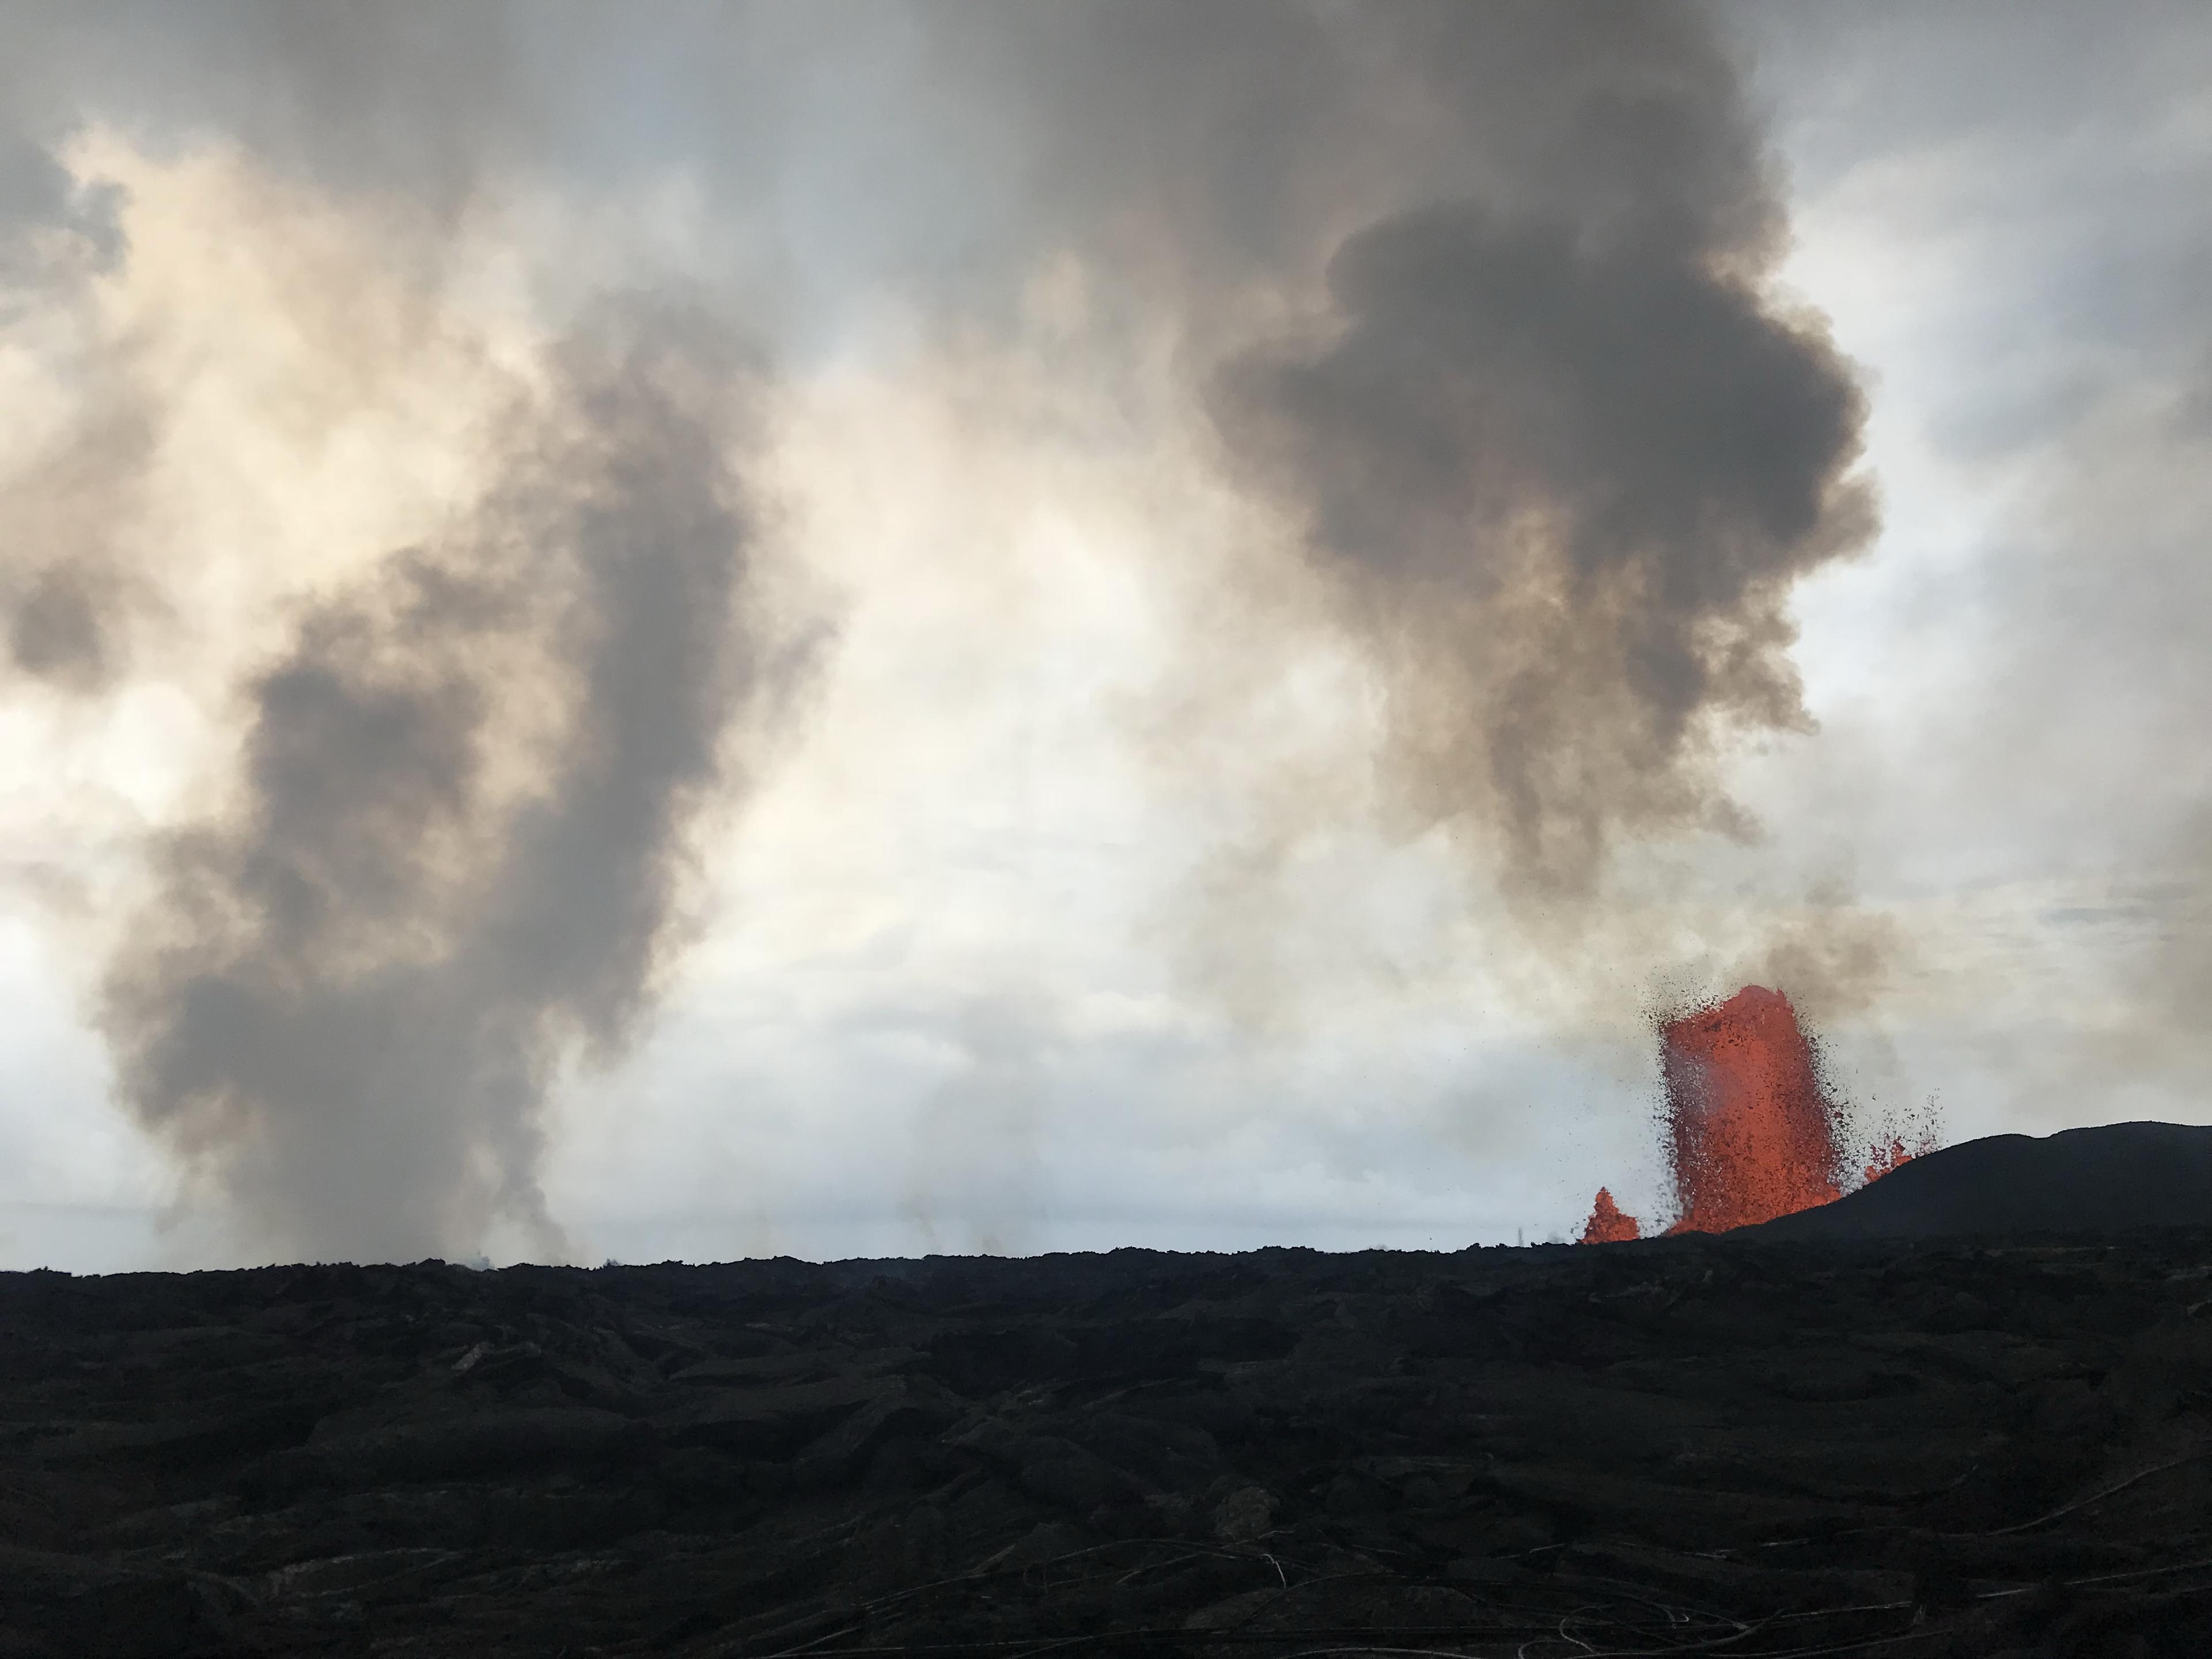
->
[[1579, 1186, 1641, 1243], [1659, 986, 1841, 1234], [1574, 984, 1942, 1243]]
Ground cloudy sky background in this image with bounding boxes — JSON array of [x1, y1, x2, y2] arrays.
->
[[1, 1, 2207, 1271]]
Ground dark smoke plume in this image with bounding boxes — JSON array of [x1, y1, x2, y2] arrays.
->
[[99, 310, 790, 1261], [1, 143, 144, 694], [3, 393, 153, 692], [1209, 8, 1874, 900]]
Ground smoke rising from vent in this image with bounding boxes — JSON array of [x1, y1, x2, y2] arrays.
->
[[4, 393, 153, 691], [1214, 152, 1873, 902], [97, 312, 791, 1261]]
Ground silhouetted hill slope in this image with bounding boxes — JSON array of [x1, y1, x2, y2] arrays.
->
[[1749, 1120, 2212, 1240]]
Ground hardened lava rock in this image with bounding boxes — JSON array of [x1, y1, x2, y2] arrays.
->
[[4, 1206, 2211, 1654]]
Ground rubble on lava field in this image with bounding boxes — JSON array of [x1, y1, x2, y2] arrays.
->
[[5, 1231, 2212, 1658]]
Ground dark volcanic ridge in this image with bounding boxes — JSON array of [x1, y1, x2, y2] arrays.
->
[[1748, 1121, 2212, 1243]]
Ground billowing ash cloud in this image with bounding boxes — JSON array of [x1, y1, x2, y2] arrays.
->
[[0, 128, 139, 692], [1208, 14, 1873, 899], [98, 311, 793, 1261], [3, 390, 151, 691]]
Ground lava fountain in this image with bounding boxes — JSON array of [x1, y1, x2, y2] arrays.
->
[[1580, 1187, 1641, 1243], [1578, 983, 1919, 1243], [1658, 985, 1839, 1234]]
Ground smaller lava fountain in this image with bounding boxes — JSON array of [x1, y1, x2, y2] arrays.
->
[[1580, 1187, 1641, 1243], [1578, 984, 1933, 1243]]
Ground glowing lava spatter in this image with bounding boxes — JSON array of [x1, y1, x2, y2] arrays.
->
[[1659, 985, 1840, 1234], [1863, 1138, 1913, 1184], [1580, 1186, 1641, 1243]]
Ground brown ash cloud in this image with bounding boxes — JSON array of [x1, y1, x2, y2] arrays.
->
[[97, 310, 798, 1262], [1200, 6, 1875, 903]]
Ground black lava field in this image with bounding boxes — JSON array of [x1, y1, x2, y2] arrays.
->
[[5, 1127, 2211, 1659]]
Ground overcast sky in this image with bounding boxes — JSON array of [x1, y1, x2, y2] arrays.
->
[[1, 1, 2207, 1271]]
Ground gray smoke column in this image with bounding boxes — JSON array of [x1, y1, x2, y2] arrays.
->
[[99, 309, 786, 1262], [0, 131, 142, 692], [1210, 6, 1874, 901], [2, 392, 150, 691]]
